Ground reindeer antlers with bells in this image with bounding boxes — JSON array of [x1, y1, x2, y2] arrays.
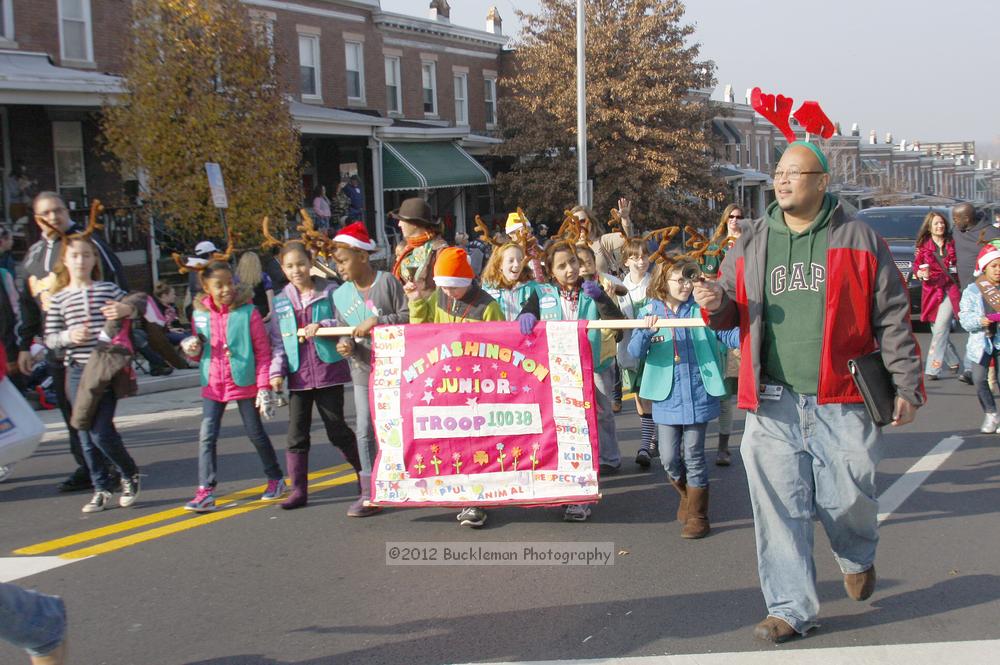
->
[[260, 209, 339, 279], [29, 199, 107, 309], [476, 211, 543, 287]]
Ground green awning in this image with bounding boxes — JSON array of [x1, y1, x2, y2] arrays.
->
[[382, 141, 492, 191]]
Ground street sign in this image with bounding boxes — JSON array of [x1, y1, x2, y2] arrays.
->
[[204, 162, 228, 209]]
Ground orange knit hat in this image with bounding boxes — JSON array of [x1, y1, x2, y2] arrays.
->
[[433, 247, 475, 287]]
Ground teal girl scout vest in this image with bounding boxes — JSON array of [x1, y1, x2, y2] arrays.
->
[[534, 283, 614, 373], [192, 304, 256, 387], [483, 282, 539, 321], [274, 292, 342, 373], [638, 302, 727, 401]]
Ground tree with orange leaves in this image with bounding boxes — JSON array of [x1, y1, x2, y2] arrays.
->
[[495, 0, 723, 230], [102, 0, 302, 246]]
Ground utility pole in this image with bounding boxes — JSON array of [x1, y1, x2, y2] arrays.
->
[[576, 0, 588, 206]]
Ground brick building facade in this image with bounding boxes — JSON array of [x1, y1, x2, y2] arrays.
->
[[0, 0, 509, 286]]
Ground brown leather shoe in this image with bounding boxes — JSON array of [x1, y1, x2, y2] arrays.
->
[[752, 616, 797, 644], [844, 565, 876, 601]]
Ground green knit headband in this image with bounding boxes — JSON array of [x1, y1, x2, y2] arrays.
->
[[789, 140, 829, 173]]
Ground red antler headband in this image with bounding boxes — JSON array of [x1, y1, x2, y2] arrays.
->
[[750, 87, 835, 142]]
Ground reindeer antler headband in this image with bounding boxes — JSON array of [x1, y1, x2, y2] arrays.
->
[[750, 86, 835, 143], [35, 199, 105, 242], [171, 235, 235, 274], [259, 209, 336, 263]]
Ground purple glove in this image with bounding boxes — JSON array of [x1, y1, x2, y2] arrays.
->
[[581, 280, 603, 299], [518, 313, 538, 335], [986, 312, 1000, 323]]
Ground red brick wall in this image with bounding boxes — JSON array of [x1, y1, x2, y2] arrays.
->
[[12, 0, 131, 71]]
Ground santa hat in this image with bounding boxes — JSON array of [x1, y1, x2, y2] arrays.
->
[[505, 211, 530, 235], [333, 221, 376, 252], [433, 247, 475, 287], [976, 241, 1000, 275]]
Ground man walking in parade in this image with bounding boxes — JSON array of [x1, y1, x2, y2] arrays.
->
[[693, 141, 924, 643]]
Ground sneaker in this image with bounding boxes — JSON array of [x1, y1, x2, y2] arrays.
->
[[563, 504, 591, 522], [119, 474, 141, 508], [150, 365, 174, 376], [185, 487, 216, 512], [981, 413, 1000, 434], [260, 478, 287, 501], [82, 490, 113, 513], [599, 463, 620, 475], [0, 465, 12, 483], [457, 507, 487, 527], [634, 448, 652, 469], [959, 370, 974, 385], [612, 399, 622, 413]]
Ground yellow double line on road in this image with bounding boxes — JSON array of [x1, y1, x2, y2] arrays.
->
[[14, 464, 357, 560]]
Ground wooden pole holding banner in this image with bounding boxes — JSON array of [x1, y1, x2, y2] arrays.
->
[[302, 318, 707, 338]]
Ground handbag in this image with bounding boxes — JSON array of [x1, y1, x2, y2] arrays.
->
[[0, 376, 45, 468], [847, 351, 896, 427]]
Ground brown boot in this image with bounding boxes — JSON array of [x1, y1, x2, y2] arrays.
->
[[844, 565, 876, 601], [681, 486, 710, 539], [715, 434, 731, 466], [669, 478, 687, 522], [752, 616, 797, 644]]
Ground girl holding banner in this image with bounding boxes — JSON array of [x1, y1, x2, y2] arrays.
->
[[516, 240, 625, 522], [628, 255, 739, 539], [407, 246, 505, 527], [330, 222, 409, 517], [267, 240, 358, 511]]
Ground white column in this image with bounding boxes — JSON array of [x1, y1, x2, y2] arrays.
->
[[369, 136, 386, 254]]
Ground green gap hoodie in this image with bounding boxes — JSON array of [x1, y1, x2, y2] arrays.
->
[[761, 193, 835, 395]]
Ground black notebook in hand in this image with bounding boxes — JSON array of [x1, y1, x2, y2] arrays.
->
[[847, 351, 896, 427]]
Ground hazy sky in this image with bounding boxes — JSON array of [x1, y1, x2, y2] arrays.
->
[[381, 0, 999, 152]]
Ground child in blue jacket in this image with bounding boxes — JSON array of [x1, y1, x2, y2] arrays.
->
[[628, 255, 738, 539]]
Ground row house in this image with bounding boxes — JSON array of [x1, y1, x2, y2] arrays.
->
[[710, 84, 1000, 215], [0, 0, 508, 286]]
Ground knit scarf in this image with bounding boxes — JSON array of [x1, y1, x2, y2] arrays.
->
[[392, 232, 437, 281]]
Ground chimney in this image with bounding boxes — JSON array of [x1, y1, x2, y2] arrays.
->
[[885, 132, 893, 145], [899, 139, 907, 151], [723, 84, 734, 103], [851, 122, 860, 137], [834, 122, 842, 136], [979, 159, 985, 169], [429, 0, 450, 22], [988, 160, 994, 169], [869, 129, 877, 144], [745, 88, 753, 105], [486, 6, 502, 35]]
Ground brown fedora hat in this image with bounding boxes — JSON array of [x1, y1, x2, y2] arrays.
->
[[390, 197, 436, 227]]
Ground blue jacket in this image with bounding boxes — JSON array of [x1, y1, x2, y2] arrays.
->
[[958, 282, 1000, 365], [628, 297, 739, 425]]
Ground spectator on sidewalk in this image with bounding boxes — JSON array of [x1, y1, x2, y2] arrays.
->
[[694, 141, 923, 643], [343, 175, 364, 222], [311, 185, 332, 230]]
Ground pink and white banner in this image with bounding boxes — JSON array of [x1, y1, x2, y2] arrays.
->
[[370, 321, 600, 508]]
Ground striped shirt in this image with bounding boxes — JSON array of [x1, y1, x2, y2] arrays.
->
[[44, 281, 127, 366]]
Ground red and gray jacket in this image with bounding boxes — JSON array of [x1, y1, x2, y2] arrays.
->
[[703, 201, 925, 412]]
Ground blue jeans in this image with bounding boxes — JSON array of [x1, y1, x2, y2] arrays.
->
[[742, 386, 882, 634], [197, 398, 282, 489], [0, 583, 66, 657], [657, 422, 709, 488], [67, 363, 138, 491], [353, 384, 375, 476], [593, 367, 621, 468], [924, 298, 959, 376]]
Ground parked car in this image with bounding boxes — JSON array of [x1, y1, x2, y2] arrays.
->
[[855, 206, 953, 319]]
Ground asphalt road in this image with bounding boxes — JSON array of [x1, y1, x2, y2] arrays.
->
[[1, 331, 999, 665]]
